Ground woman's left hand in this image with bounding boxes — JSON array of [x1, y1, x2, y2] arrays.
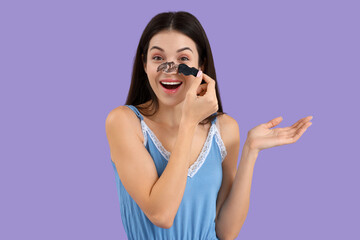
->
[[246, 116, 313, 152]]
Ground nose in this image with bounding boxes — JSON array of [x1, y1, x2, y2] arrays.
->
[[165, 69, 179, 75], [157, 61, 179, 74]]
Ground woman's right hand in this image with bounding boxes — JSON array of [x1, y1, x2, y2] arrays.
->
[[181, 71, 219, 126]]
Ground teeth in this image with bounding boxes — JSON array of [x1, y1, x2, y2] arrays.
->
[[161, 82, 182, 85]]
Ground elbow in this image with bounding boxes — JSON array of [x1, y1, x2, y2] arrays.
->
[[146, 200, 175, 229], [216, 218, 245, 240], [216, 233, 235, 240], [150, 212, 174, 229], [159, 220, 174, 229], [217, 231, 238, 240]]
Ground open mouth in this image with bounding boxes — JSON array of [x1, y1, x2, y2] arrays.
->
[[160, 82, 183, 90]]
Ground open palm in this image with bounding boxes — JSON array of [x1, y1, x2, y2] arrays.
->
[[247, 116, 313, 152]]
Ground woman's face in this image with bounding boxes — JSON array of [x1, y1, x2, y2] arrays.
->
[[143, 30, 204, 106]]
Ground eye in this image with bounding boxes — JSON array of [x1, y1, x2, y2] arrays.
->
[[152, 56, 163, 61], [180, 56, 189, 61]]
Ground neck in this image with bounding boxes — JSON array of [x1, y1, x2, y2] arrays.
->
[[141, 101, 183, 129], [146, 101, 185, 129]]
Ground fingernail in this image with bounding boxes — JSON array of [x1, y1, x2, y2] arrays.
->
[[197, 70, 202, 78]]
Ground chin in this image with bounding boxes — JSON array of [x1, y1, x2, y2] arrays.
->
[[158, 97, 185, 107]]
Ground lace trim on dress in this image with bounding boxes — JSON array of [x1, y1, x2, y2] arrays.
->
[[214, 117, 227, 161], [188, 124, 216, 177], [140, 120, 171, 160], [140, 120, 148, 147], [140, 120, 216, 178], [214, 128, 227, 162]]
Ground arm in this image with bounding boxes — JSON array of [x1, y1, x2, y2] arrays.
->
[[149, 118, 197, 228], [215, 142, 258, 239], [215, 115, 313, 239], [106, 107, 197, 229]]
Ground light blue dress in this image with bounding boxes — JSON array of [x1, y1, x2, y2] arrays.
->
[[111, 105, 228, 240]]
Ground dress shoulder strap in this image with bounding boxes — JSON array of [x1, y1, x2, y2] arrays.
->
[[125, 105, 144, 121], [124, 105, 147, 147], [212, 113, 227, 162], [210, 113, 217, 125]]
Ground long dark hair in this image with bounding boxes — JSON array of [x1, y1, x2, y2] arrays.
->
[[125, 11, 226, 125]]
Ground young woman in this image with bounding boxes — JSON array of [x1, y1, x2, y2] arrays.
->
[[105, 11, 313, 240]]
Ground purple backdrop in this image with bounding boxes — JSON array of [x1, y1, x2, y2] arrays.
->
[[1, 0, 359, 239]]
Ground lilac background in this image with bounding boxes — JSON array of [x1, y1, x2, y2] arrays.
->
[[1, 0, 359, 239]]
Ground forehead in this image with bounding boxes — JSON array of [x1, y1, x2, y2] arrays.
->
[[148, 30, 197, 53]]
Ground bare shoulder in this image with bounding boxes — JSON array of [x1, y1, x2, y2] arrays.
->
[[217, 113, 240, 148], [105, 106, 143, 142], [106, 106, 134, 126]]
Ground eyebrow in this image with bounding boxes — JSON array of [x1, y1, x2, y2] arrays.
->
[[149, 46, 193, 53]]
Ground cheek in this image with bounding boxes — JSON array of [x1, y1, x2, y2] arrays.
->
[[148, 60, 161, 69], [146, 72, 159, 89], [148, 62, 167, 79]]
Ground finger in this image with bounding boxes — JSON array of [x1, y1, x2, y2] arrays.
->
[[201, 73, 216, 97], [289, 121, 312, 143], [275, 116, 313, 134], [291, 117, 306, 129], [196, 84, 207, 95], [188, 70, 203, 94], [265, 116, 283, 129], [288, 118, 312, 136], [298, 120, 311, 131], [290, 120, 307, 134], [291, 116, 313, 129]]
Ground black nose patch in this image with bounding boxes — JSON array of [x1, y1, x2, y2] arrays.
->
[[178, 64, 199, 77], [156, 62, 205, 84], [178, 64, 205, 84]]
